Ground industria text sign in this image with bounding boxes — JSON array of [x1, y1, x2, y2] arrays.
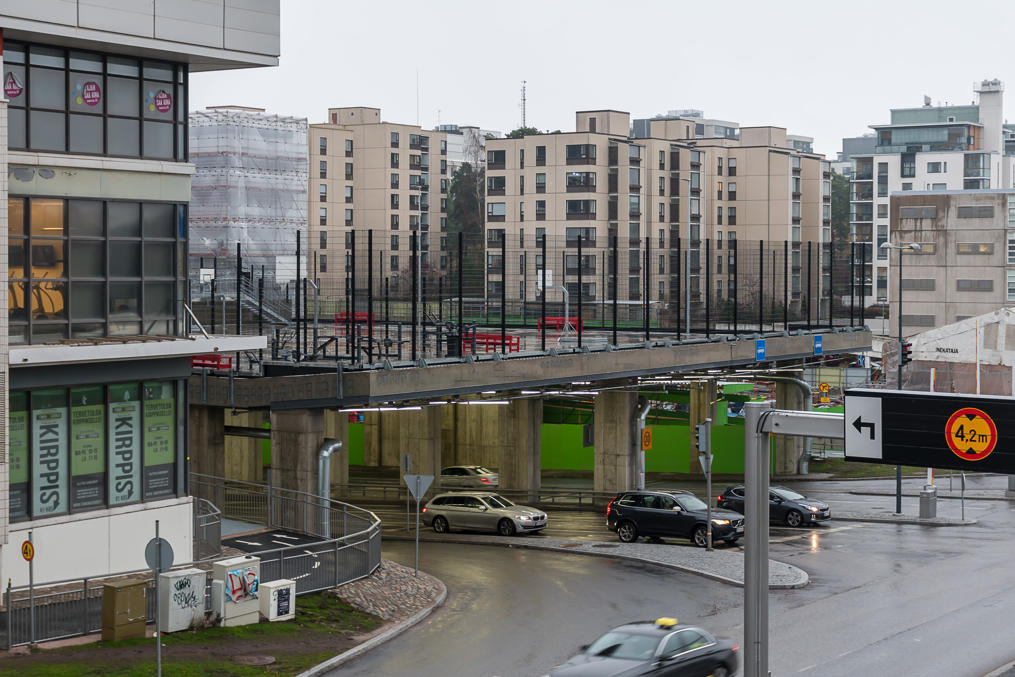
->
[[844, 388, 1015, 473]]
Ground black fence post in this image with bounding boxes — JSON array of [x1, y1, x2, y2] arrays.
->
[[850, 242, 856, 327], [236, 242, 242, 336], [644, 236, 650, 341], [384, 277, 390, 353], [541, 234, 547, 351], [758, 239, 764, 332], [577, 234, 583, 348], [438, 275, 443, 357], [783, 240, 789, 330], [705, 237, 711, 339], [611, 233, 618, 345], [411, 232, 418, 361], [211, 256, 217, 335], [676, 235, 681, 341], [732, 238, 738, 337], [807, 240, 813, 330], [860, 241, 867, 326], [258, 266, 264, 363], [294, 233, 301, 361], [501, 231, 507, 353], [368, 230, 374, 364], [458, 232, 464, 346]]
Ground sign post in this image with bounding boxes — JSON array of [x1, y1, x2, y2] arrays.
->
[[403, 474, 434, 576], [145, 521, 174, 677], [696, 419, 713, 551], [23, 533, 34, 645], [401, 453, 413, 532]]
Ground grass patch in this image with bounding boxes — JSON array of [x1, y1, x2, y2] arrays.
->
[[0, 593, 382, 677], [809, 458, 933, 478]]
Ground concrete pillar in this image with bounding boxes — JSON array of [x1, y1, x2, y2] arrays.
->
[[189, 405, 225, 509], [374, 408, 442, 494], [269, 409, 325, 495], [224, 410, 265, 482], [594, 389, 638, 496], [496, 400, 542, 501], [687, 381, 717, 475], [362, 412, 381, 467], [774, 381, 806, 475], [323, 410, 350, 491]]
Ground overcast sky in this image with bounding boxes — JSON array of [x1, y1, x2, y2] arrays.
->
[[190, 0, 1015, 158]]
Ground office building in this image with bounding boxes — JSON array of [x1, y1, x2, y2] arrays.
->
[[0, 1, 275, 585]]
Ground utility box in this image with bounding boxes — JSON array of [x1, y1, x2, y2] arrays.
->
[[260, 579, 296, 622], [211, 555, 260, 627], [101, 579, 147, 641], [159, 568, 206, 632]]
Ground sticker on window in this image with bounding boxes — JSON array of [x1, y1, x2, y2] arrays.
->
[[148, 88, 173, 113], [73, 80, 102, 106], [4, 71, 24, 99]]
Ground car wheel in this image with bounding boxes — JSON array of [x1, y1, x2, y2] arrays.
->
[[616, 521, 638, 543], [692, 525, 709, 548], [785, 510, 803, 528], [432, 516, 449, 534], [498, 518, 516, 536], [712, 665, 730, 677]]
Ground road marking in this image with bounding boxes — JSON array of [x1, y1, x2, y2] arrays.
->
[[798, 664, 817, 672], [272, 539, 296, 546], [234, 539, 262, 546], [273, 533, 300, 540]]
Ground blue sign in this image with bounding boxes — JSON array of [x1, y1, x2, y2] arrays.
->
[[755, 339, 766, 361], [857, 354, 866, 367], [813, 334, 823, 355]]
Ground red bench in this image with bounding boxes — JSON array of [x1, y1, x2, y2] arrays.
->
[[462, 333, 520, 353], [191, 354, 233, 370], [335, 312, 376, 335], [537, 316, 583, 333]]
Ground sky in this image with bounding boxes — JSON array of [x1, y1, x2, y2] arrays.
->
[[190, 0, 1015, 159]]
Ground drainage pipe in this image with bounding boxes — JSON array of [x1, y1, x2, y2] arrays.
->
[[318, 439, 343, 538]]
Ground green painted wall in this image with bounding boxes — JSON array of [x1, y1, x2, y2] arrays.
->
[[348, 423, 365, 465], [540, 423, 593, 470]]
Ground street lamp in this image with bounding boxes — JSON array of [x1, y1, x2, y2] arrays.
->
[[880, 240, 921, 514]]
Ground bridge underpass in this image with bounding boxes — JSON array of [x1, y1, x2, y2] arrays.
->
[[189, 327, 871, 500]]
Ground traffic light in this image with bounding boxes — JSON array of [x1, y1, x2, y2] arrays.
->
[[900, 340, 913, 367], [694, 421, 711, 454]]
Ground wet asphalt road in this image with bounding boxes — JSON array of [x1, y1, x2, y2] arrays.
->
[[333, 475, 1015, 677]]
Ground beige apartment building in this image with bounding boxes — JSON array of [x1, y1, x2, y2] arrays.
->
[[890, 189, 1015, 336], [484, 110, 831, 325], [310, 107, 450, 301]]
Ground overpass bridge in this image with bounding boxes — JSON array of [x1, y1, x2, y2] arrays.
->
[[189, 327, 872, 500]]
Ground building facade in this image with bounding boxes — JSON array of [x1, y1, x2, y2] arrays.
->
[[890, 189, 1015, 336], [1, 1, 275, 585], [309, 108, 450, 303], [850, 80, 1015, 306]]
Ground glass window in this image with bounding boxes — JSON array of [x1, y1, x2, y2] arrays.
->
[[29, 66, 66, 110], [9, 393, 30, 521], [143, 122, 174, 159], [144, 283, 174, 316], [30, 110, 66, 151], [71, 242, 105, 278], [144, 242, 174, 277], [108, 383, 143, 505], [108, 202, 141, 237], [110, 242, 141, 277], [107, 118, 140, 156], [143, 203, 175, 238], [110, 282, 140, 317], [31, 199, 65, 238], [31, 388, 70, 518], [107, 76, 140, 117], [69, 114, 103, 154]]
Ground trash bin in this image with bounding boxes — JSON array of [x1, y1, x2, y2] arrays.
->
[[446, 329, 461, 357], [919, 485, 937, 519]]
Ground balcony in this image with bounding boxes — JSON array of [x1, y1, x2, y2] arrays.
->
[[566, 212, 596, 220], [487, 214, 506, 222], [567, 156, 595, 166], [536, 212, 546, 221], [487, 188, 505, 196], [488, 161, 505, 170], [567, 184, 596, 193], [852, 171, 873, 181]]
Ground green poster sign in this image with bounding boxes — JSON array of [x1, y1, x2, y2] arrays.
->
[[143, 381, 176, 498], [108, 383, 141, 505], [32, 388, 68, 518], [71, 386, 106, 510], [9, 392, 29, 520]]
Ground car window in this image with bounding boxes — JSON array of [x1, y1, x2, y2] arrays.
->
[[617, 494, 643, 507], [641, 495, 659, 509], [772, 487, 806, 501], [475, 466, 494, 474], [732, 487, 745, 497], [460, 497, 484, 508], [676, 495, 708, 511], [661, 629, 709, 655], [431, 497, 448, 506], [656, 496, 675, 510], [585, 631, 661, 660], [440, 468, 453, 476], [486, 495, 514, 508]]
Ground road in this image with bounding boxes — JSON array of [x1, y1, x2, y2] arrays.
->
[[335, 480, 1015, 676]]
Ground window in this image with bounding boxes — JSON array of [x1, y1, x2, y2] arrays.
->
[[487, 202, 507, 221], [566, 227, 596, 247], [792, 202, 801, 219], [690, 172, 700, 189], [391, 255, 399, 270], [878, 204, 888, 218], [391, 173, 400, 189], [345, 163, 353, 180], [536, 173, 547, 192], [956, 279, 994, 292], [927, 161, 942, 173], [391, 234, 400, 250], [717, 181, 723, 200], [319, 254, 327, 273], [345, 186, 353, 203], [566, 200, 596, 219], [536, 145, 546, 165], [487, 149, 506, 168], [519, 201, 524, 220], [319, 184, 327, 202], [717, 156, 723, 175], [629, 167, 641, 188], [441, 159, 447, 174], [899, 206, 936, 219], [319, 231, 327, 249], [566, 172, 596, 190], [877, 225, 888, 259], [565, 144, 596, 164], [901, 279, 935, 291], [519, 149, 524, 169], [487, 176, 506, 194], [520, 176, 525, 194], [902, 183, 913, 191], [345, 208, 353, 227], [717, 206, 723, 225], [629, 196, 641, 216], [1008, 270, 1015, 301], [901, 153, 916, 178], [391, 194, 399, 209], [956, 243, 994, 255], [957, 205, 995, 218], [391, 131, 400, 147], [519, 229, 525, 248], [391, 152, 399, 168], [320, 136, 327, 154], [1008, 232, 1015, 264], [345, 139, 353, 156], [727, 157, 737, 176], [727, 207, 736, 225], [319, 161, 327, 178], [319, 207, 327, 226], [536, 200, 547, 220], [659, 176, 665, 196], [727, 182, 736, 200]]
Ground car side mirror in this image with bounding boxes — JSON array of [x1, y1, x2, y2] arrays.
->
[[479, 505, 488, 511], [579, 644, 590, 652], [671, 506, 682, 512]]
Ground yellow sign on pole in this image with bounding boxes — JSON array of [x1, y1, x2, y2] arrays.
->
[[819, 382, 830, 393], [21, 540, 34, 562], [641, 428, 653, 451]]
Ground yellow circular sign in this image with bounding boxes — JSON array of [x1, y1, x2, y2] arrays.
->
[[21, 541, 34, 562], [945, 407, 998, 461]]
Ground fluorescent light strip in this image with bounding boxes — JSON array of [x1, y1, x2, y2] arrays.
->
[[462, 400, 509, 405], [338, 406, 422, 413]]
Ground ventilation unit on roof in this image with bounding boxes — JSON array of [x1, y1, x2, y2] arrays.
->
[[947, 116, 956, 122]]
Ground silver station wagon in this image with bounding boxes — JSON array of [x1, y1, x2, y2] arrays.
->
[[422, 492, 547, 536]]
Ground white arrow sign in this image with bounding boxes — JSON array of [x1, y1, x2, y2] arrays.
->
[[404, 474, 434, 501], [844, 394, 883, 460]]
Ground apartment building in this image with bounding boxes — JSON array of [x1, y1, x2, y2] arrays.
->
[[436, 123, 500, 173], [890, 190, 1015, 335], [850, 80, 1015, 306], [310, 108, 449, 301], [484, 110, 830, 324], [0, 1, 275, 585]]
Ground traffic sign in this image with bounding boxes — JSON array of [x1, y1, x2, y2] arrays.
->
[[145, 537, 174, 573], [813, 334, 823, 355], [755, 339, 766, 361], [21, 540, 34, 562], [641, 428, 653, 451], [845, 389, 1015, 472], [404, 474, 434, 501], [819, 382, 830, 393], [944, 407, 997, 461]]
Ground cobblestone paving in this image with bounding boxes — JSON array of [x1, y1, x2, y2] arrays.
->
[[333, 559, 443, 621]]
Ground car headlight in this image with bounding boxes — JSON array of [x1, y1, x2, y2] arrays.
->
[[807, 506, 819, 512], [711, 519, 730, 525]]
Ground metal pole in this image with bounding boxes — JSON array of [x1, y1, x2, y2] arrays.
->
[[612, 233, 618, 345], [28, 530, 34, 645], [414, 477, 421, 577], [850, 242, 855, 327], [860, 241, 866, 326], [236, 242, 241, 335], [896, 245, 904, 514], [258, 267, 264, 363], [685, 180, 691, 335], [438, 275, 443, 357], [705, 237, 711, 338], [210, 257, 217, 335], [783, 240, 789, 330], [368, 230, 374, 364], [743, 401, 772, 677], [541, 234, 548, 351], [758, 239, 764, 332], [644, 235, 650, 341], [732, 238, 738, 336], [676, 234, 681, 340], [155, 520, 162, 677], [458, 231, 464, 344], [296, 233, 302, 361], [501, 231, 507, 353], [349, 230, 356, 362], [411, 232, 418, 361], [807, 241, 813, 329], [577, 234, 584, 348]]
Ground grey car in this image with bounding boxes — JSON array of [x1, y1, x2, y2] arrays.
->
[[438, 465, 499, 489], [422, 492, 547, 536]]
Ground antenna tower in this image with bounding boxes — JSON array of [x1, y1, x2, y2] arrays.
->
[[520, 80, 527, 128]]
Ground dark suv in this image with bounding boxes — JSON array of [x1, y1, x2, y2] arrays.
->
[[718, 485, 830, 527], [606, 490, 745, 547]]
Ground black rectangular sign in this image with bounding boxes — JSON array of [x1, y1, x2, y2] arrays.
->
[[845, 388, 1015, 473]]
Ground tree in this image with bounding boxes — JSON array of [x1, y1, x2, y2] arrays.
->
[[447, 162, 486, 298], [830, 172, 850, 242], [506, 126, 541, 139]]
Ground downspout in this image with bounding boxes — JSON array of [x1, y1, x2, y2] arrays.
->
[[636, 398, 650, 490], [767, 376, 813, 474], [318, 438, 343, 539]]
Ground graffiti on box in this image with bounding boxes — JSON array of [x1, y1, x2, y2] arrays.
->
[[225, 567, 259, 603]]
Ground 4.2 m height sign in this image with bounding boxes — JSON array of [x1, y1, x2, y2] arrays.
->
[[844, 389, 1014, 473]]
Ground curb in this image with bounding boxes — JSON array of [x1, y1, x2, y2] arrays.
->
[[383, 534, 809, 590], [296, 576, 448, 677], [849, 489, 1015, 502], [983, 660, 1015, 677], [833, 514, 976, 526]]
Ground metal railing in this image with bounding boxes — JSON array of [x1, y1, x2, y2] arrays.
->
[[0, 477, 381, 648], [193, 497, 222, 560]]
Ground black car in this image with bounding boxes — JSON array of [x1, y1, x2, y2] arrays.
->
[[545, 617, 739, 676], [718, 485, 830, 527], [606, 490, 744, 547]]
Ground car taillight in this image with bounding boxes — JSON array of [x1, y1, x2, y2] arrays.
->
[[732, 644, 739, 653], [606, 497, 617, 515], [480, 477, 492, 484], [421, 507, 427, 513]]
